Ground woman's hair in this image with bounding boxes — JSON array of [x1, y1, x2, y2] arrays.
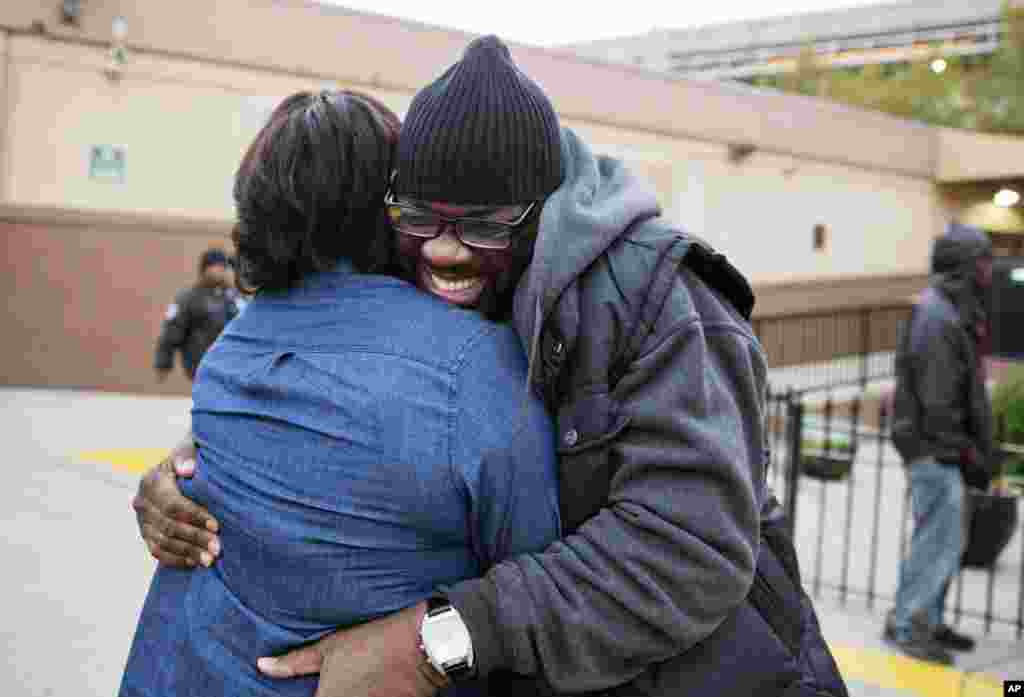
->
[[232, 90, 401, 292]]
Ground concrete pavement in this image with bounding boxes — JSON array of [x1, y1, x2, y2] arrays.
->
[[1, 388, 189, 697], [1, 387, 1020, 697]]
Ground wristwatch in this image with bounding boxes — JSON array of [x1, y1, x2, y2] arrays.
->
[[419, 596, 475, 682]]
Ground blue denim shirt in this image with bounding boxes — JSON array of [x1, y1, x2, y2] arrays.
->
[[120, 262, 560, 697]]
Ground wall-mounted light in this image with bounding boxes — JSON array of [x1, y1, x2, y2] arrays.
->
[[994, 188, 1021, 208], [727, 142, 756, 164], [930, 58, 948, 74], [813, 223, 827, 251], [104, 16, 129, 81]]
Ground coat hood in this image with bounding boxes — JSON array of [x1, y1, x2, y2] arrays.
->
[[930, 222, 992, 329], [512, 128, 661, 360], [931, 222, 992, 276]]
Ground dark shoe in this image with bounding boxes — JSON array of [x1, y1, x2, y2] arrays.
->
[[934, 625, 975, 652], [882, 623, 896, 642], [883, 624, 953, 665]]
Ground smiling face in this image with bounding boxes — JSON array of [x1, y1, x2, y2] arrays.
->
[[391, 199, 538, 315]]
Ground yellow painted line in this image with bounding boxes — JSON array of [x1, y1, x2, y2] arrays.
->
[[832, 644, 1004, 696], [65, 452, 1014, 696], [75, 448, 170, 474]]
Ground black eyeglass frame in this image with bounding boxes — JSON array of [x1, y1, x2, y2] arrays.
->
[[384, 179, 537, 251]]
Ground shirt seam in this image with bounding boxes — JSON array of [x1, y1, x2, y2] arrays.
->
[[214, 344, 467, 375], [446, 323, 504, 522]]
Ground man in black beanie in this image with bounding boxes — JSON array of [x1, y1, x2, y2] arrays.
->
[[383, 34, 563, 321], [153, 247, 241, 382], [137, 35, 847, 697]]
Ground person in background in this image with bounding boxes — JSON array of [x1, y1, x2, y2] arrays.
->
[[887, 222, 996, 664], [153, 247, 240, 382]]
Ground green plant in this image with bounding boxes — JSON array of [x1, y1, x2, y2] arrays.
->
[[799, 428, 857, 481], [747, 3, 1024, 136], [992, 364, 1024, 478], [1007, 458, 1024, 478], [802, 436, 855, 453]]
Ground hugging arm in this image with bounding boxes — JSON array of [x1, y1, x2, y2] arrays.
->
[[132, 432, 221, 567]]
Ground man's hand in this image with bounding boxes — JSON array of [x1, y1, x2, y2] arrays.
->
[[132, 438, 221, 568], [257, 601, 444, 697]]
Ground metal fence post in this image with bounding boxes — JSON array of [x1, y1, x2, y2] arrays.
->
[[785, 394, 804, 536], [867, 399, 888, 610], [859, 307, 871, 389]]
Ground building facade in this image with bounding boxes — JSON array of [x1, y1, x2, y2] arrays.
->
[[568, 0, 1005, 81], [0, 0, 1020, 394]]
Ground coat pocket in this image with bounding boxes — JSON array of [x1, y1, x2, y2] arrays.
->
[[556, 389, 631, 532]]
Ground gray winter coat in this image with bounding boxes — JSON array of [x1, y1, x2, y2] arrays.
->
[[892, 223, 994, 482], [446, 129, 770, 693]]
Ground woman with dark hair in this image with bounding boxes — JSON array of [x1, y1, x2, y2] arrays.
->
[[231, 90, 401, 288], [118, 90, 559, 697]]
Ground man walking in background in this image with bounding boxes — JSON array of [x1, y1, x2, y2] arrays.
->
[[888, 222, 996, 664], [154, 247, 240, 382]]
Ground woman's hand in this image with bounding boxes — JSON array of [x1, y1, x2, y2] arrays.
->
[[132, 437, 221, 567]]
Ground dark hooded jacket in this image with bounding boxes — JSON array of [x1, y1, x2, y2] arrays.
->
[[154, 284, 240, 380], [446, 129, 846, 696], [892, 223, 995, 486]]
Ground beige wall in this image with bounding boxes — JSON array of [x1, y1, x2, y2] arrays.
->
[[2, 30, 946, 285], [0, 30, 9, 202], [691, 150, 938, 284], [4, 35, 414, 221], [957, 201, 1024, 234], [0, 0, 938, 178], [940, 181, 1024, 235], [937, 128, 1024, 184], [573, 118, 940, 284]]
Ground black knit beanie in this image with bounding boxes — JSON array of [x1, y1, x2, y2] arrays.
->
[[394, 35, 563, 205]]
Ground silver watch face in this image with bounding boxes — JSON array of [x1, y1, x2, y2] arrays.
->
[[421, 609, 472, 667]]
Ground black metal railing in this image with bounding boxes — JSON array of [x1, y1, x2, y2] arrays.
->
[[767, 388, 1024, 638]]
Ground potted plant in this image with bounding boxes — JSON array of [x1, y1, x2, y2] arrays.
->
[[1001, 449, 1024, 494], [800, 422, 857, 482], [962, 366, 1024, 569]]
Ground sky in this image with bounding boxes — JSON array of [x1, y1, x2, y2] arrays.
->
[[319, 0, 891, 47]]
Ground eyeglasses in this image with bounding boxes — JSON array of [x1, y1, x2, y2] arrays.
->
[[384, 184, 536, 251]]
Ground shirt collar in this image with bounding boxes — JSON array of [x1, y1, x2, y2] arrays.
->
[[294, 258, 359, 291]]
